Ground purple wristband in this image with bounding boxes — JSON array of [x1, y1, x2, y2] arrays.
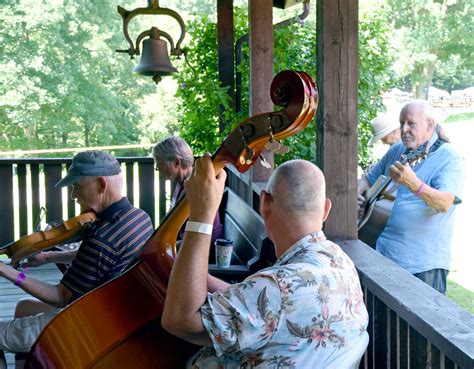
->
[[415, 182, 426, 197], [14, 268, 28, 286]]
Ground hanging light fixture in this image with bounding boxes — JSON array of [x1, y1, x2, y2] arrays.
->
[[116, 0, 186, 84]]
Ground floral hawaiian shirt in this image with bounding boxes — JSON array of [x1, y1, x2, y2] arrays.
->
[[187, 231, 369, 369]]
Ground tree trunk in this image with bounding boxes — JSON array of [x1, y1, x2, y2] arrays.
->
[[412, 60, 436, 99]]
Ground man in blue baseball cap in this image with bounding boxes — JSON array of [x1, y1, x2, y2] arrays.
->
[[0, 150, 154, 369]]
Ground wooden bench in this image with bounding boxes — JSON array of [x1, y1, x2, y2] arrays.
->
[[208, 188, 276, 283]]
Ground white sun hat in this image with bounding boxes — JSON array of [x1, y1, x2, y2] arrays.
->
[[368, 113, 400, 146]]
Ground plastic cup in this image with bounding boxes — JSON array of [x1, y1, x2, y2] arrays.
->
[[215, 239, 234, 268]]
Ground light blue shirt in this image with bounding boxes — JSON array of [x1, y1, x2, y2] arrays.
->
[[366, 132, 464, 274], [188, 232, 369, 369]]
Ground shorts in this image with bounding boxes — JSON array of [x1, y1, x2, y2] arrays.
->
[[0, 309, 60, 353]]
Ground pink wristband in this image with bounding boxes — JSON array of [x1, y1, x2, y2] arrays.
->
[[14, 268, 28, 286], [415, 182, 426, 197]]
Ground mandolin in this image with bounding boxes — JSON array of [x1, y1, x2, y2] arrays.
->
[[25, 70, 318, 369]]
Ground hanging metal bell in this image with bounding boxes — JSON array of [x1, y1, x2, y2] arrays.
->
[[133, 32, 178, 79]]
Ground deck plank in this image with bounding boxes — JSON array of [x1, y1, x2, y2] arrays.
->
[[0, 259, 62, 369]]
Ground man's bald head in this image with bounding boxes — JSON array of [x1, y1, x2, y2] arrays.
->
[[266, 160, 326, 216]]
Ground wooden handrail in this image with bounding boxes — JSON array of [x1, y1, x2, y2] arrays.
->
[[339, 240, 474, 369]]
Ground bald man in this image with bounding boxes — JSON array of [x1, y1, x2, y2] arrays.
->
[[162, 157, 369, 369], [358, 100, 464, 294]]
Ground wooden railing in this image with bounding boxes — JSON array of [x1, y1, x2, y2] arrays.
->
[[0, 157, 171, 246], [1, 158, 473, 368], [340, 241, 474, 369]]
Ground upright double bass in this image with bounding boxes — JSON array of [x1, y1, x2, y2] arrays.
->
[[25, 70, 318, 369]]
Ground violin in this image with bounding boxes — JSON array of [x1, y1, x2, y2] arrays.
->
[[25, 70, 318, 369], [0, 212, 97, 266]]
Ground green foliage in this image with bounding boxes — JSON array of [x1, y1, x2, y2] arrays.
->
[[272, 11, 317, 164], [177, 4, 394, 169], [176, 6, 318, 160], [358, 3, 395, 168], [444, 112, 474, 123], [388, 0, 473, 96], [433, 55, 474, 93], [174, 15, 238, 155], [0, 0, 154, 157], [173, 0, 216, 19], [5, 0, 468, 169]]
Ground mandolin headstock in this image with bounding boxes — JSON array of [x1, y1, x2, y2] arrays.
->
[[400, 149, 428, 167]]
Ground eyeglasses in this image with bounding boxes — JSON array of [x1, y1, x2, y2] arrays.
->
[[71, 182, 84, 193], [71, 178, 90, 193], [154, 160, 168, 172]]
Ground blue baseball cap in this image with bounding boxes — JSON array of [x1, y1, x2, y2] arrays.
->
[[55, 150, 122, 187]]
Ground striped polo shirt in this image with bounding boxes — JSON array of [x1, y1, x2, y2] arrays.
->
[[61, 197, 154, 301]]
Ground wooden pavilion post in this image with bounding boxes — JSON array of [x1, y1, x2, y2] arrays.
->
[[248, 0, 274, 190], [217, 0, 235, 132], [316, 0, 359, 240]]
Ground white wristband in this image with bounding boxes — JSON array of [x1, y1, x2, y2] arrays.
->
[[185, 221, 213, 236]]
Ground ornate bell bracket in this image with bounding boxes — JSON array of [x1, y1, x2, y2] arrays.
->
[[116, 0, 186, 60]]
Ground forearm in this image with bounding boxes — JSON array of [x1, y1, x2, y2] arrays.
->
[[43, 250, 77, 264], [0, 267, 70, 307], [391, 163, 456, 212], [15, 249, 78, 268], [162, 230, 212, 345], [162, 154, 226, 346], [408, 180, 455, 212]]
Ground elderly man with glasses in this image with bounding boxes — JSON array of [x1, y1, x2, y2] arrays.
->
[[152, 137, 223, 247]]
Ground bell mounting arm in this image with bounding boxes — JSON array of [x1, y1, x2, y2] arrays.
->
[[116, 0, 186, 59]]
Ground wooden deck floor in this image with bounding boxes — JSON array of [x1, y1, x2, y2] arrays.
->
[[0, 259, 62, 369]]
